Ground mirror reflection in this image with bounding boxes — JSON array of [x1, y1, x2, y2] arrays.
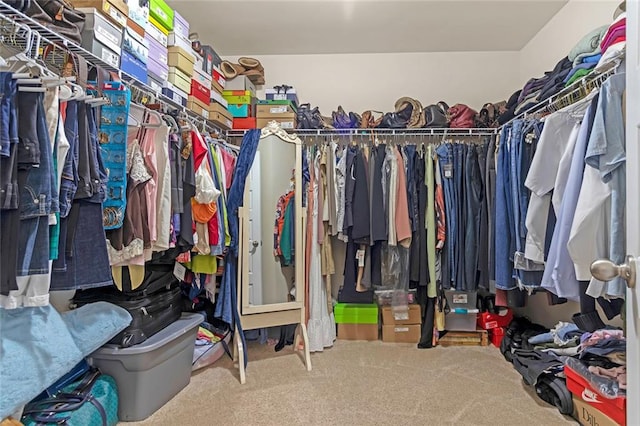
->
[[248, 134, 297, 305]]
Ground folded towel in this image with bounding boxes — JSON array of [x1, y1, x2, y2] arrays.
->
[[569, 25, 609, 66]]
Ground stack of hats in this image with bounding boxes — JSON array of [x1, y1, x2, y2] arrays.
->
[[220, 57, 265, 85]]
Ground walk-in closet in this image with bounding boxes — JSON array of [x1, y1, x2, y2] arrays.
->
[[0, 1, 636, 425]]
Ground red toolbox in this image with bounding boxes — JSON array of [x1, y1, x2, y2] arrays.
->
[[564, 364, 626, 426]]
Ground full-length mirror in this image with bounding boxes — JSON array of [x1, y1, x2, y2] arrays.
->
[[240, 123, 304, 313]]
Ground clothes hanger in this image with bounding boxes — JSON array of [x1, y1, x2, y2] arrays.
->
[[163, 114, 180, 133]]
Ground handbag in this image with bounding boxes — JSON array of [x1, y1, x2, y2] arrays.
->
[[25, 0, 86, 45], [423, 101, 450, 128], [447, 103, 477, 128], [360, 110, 383, 128], [22, 368, 119, 426]]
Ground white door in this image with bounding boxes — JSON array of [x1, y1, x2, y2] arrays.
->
[[591, 4, 639, 422], [624, 3, 639, 421], [248, 151, 263, 306]]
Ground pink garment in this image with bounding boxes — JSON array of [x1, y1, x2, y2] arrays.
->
[[394, 146, 412, 247], [139, 112, 159, 246], [600, 23, 626, 53], [219, 148, 236, 189]]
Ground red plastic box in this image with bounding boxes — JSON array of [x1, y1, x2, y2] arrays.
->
[[490, 327, 505, 347], [564, 365, 626, 426], [232, 117, 256, 130], [477, 309, 513, 330]]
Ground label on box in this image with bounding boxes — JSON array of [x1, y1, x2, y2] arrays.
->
[[272, 94, 288, 101], [452, 294, 468, 304], [146, 20, 168, 46], [270, 106, 288, 114], [101, 49, 119, 68], [104, 3, 127, 27], [394, 327, 409, 333], [279, 121, 295, 129]]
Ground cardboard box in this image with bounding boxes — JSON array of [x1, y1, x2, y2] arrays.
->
[[227, 103, 255, 118], [145, 18, 167, 46], [125, 0, 148, 29], [210, 90, 228, 108], [192, 66, 212, 89], [72, 0, 128, 28], [190, 79, 211, 106], [337, 324, 378, 341], [211, 78, 224, 95], [149, 0, 173, 32], [167, 32, 193, 54], [146, 33, 168, 65], [573, 396, 620, 426], [224, 75, 255, 94], [162, 81, 187, 107], [381, 305, 421, 325], [256, 118, 296, 130], [123, 24, 149, 64], [78, 8, 122, 55], [187, 96, 209, 119], [210, 108, 233, 130], [168, 46, 195, 76], [382, 325, 420, 343], [202, 45, 222, 73], [208, 103, 232, 121], [168, 67, 191, 94], [233, 117, 256, 130], [257, 103, 296, 116], [212, 66, 225, 89], [120, 50, 146, 83], [172, 10, 189, 41], [565, 365, 626, 425]]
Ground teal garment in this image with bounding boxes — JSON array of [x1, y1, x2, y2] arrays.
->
[[280, 196, 295, 266], [49, 123, 60, 260]]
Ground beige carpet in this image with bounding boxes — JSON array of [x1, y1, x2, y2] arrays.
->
[[126, 340, 576, 426]]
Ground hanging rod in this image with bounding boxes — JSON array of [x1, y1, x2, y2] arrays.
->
[[226, 127, 499, 138], [0, 0, 225, 135], [504, 51, 623, 127]]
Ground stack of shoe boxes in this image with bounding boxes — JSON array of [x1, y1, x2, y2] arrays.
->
[[164, 6, 193, 109], [380, 304, 421, 343], [189, 43, 212, 119], [121, 11, 149, 84], [142, 3, 166, 93], [74, 4, 124, 69], [223, 76, 257, 129], [256, 100, 297, 129], [334, 303, 379, 341], [209, 66, 232, 130]]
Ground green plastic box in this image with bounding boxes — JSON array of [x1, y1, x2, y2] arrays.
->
[[334, 303, 379, 324], [149, 0, 174, 32]]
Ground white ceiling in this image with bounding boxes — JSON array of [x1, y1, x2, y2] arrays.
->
[[168, 0, 568, 55]]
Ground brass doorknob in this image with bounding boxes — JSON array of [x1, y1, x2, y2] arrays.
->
[[590, 255, 636, 288]]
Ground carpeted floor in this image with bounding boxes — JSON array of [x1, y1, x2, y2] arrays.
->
[[126, 340, 576, 425]]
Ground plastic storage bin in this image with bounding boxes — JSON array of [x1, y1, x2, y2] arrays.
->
[[88, 313, 202, 421], [445, 313, 477, 331]]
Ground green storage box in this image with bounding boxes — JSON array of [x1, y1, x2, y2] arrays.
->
[[222, 94, 252, 105], [149, 0, 174, 32], [334, 303, 379, 324]]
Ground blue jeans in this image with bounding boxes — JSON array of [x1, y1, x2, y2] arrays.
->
[[436, 144, 456, 288], [85, 105, 107, 204], [60, 101, 79, 218], [17, 92, 55, 275], [495, 126, 516, 290], [0, 72, 18, 157], [463, 144, 483, 290]]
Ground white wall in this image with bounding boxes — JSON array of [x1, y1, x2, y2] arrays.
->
[[519, 0, 621, 83], [227, 51, 521, 113]]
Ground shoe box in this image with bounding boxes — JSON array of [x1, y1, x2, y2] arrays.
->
[[72, 0, 128, 29], [265, 87, 299, 107], [256, 100, 297, 129], [78, 8, 122, 69], [125, 0, 148, 30], [573, 396, 621, 426], [224, 76, 256, 96], [187, 96, 209, 119], [149, 0, 174, 33], [381, 304, 421, 343], [209, 103, 233, 130], [212, 66, 226, 93], [565, 364, 626, 426], [477, 308, 512, 347], [232, 118, 257, 130], [335, 303, 379, 341], [168, 46, 195, 77]]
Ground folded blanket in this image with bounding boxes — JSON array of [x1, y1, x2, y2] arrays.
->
[[0, 303, 131, 419], [569, 25, 608, 65]]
